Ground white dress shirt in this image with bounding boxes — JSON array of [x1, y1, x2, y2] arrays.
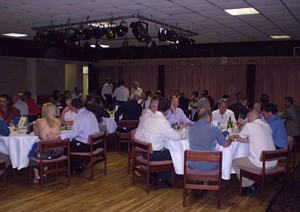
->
[[165, 107, 192, 124], [60, 107, 100, 144], [131, 87, 143, 98], [101, 83, 113, 100], [13, 100, 28, 116], [135, 109, 154, 140], [212, 109, 236, 126], [113, 85, 129, 102], [141, 111, 186, 151], [64, 110, 77, 122]]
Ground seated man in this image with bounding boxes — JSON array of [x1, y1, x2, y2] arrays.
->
[[282, 96, 300, 137], [229, 92, 249, 120], [0, 118, 10, 136], [141, 99, 186, 186], [114, 94, 142, 125], [49, 98, 100, 174], [166, 96, 192, 125], [0, 94, 19, 123], [12, 94, 28, 116], [261, 103, 288, 149], [212, 98, 236, 126], [60, 97, 76, 127], [188, 108, 233, 198], [86, 96, 110, 123], [232, 110, 276, 193], [135, 98, 159, 140], [23, 91, 40, 116]]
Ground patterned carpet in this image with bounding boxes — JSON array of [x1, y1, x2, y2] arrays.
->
[[266, 163, 300, 211]]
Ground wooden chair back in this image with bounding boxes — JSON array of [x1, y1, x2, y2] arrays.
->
[[71, 132, 107, 180], [29, 138, 70, 190], [132, 138, 174, 193], [116, 120, 139, 152], [183, 150, 222, 209]]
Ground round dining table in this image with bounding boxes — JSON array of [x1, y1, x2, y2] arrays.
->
[[0, 129, 38, 170]]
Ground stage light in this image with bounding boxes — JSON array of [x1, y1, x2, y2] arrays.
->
[[158, 27, 178, 43], [147, 40, 156, 48], [130, 21, 150, 43], [106, 28, 115, 39], [116, 25, 128, 37]]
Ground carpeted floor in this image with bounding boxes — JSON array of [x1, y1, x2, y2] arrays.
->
[[266, 163, 300, 211]]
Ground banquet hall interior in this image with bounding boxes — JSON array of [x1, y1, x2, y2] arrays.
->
[[0, 0, 300, 211]]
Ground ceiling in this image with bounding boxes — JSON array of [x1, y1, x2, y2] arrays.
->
[[1, 0, 300, 48]]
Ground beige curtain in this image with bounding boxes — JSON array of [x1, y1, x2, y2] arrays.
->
[[122, 65, 158, 94], [256, 63, 300, 111], [165, 64, 247, 103]]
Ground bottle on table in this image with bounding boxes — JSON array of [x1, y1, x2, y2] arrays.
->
[[227, 117, 233, 134]]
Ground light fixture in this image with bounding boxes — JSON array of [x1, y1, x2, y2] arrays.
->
[[147, 40, 156, 48], [93, 26, 106, 39], [2, 33, 28, 37], [130, 21, 150, 43], [106, 28, 115, 39], [225, 7, 259, 16], [91, 40, 110, 49], [270, 35, 291, 39], [115, 25, 128, 37]]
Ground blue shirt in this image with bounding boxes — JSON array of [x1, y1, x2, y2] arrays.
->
[[188, 120, 225, 171], [0, 119, 10, 136], [267, 114, 288, 148]]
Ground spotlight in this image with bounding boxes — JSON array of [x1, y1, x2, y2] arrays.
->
[[158, 27, 178, 43], [106, 28, 115, 39], [115, 25, 128, 37], [158, 27, 167, 42], [130, 21, 150, 43]]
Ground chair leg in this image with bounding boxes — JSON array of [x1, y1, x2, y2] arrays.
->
[[239, 171, 243, 196], [3, 168, 6, 187], [183, 179, 186, 207], [127, 142, 131, 173], [104, 155, 107, 175], [171, 168, 175, 188], [90, 162, 94, 181], [29, 166, 32, 186], [146, 170, 149, 194], [260, 178, 264, 205], [217, 186, 221, 209]]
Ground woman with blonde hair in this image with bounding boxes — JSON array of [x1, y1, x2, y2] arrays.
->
[[31, 102, 62, 183], [34, 102, 61, 139]]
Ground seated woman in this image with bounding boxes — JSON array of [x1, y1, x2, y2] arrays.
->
[[31, 102, 61, 183]]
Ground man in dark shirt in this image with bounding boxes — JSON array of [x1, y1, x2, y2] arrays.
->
[[114, 94, 142, 125], [178, 92, 189, 111], [0, 94, 19, 123], [86, 96, 110, 123], [229, 92, 249, 120]]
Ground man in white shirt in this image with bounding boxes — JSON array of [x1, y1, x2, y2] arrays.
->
[[130, 81, 143, 98], [232, 110, 276, 192], [101, 77, 113, 109], [212, 98, 236, 126], [12, 94, 28, 116], [58, 98, 100, 152], [113, 80, 129, 105], [141, 99, 186, 186], [60, 97, 76, 126], [135, 98, 159, 140]]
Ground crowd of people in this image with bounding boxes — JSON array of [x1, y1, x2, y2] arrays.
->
[[0, 80, 299, 192]]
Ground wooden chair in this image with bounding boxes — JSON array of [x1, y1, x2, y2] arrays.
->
[[70, 132, 107, 181], [278, 138, 296, 179], [116, 120, 139, 153], [183, 150, 223, 209], [132, 139, 174, 193], [239, 148, 289, 205], [127, 129, 136, 172], [29, 138, 70, 190], [0, 159, 6, 187]]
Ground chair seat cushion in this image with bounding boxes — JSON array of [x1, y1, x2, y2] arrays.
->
[[136, 156, 173, 166], [240, 165, 286, 175], [30, 155, 68, 164], [187, 168, 219, 177], [70, 148, 103, 156]]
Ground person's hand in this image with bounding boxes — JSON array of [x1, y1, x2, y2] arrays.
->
[[170, 104, 176, 114], [228, 135, 235, 142]]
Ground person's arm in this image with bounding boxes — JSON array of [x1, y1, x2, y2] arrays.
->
[[178, 108, 192, 124], [114, 105, 124, 124], [0, 119, 10, 136], [33, 119, 40, 136], [100, 107, 110, 118], [60, 107, 69, 122], [101, 85, 106, 100], [236, 136, 249, 143]]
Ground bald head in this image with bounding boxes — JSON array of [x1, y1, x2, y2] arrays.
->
[[198, 108, 212, 122], [149, 99, 159, 112], [247, 110, 259, 122]]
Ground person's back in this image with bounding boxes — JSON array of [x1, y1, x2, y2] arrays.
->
[[34, 103, 61, 140], [284, 97, 300, 137], [240, 118, 276, 167]]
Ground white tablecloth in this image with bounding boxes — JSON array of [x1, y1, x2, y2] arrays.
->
[[216, 142, 249, 180], [165, 139, 189, 175], [166, 139, 249, 180], [102, 117, 118, 134], [0, 131, 39, 170]]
